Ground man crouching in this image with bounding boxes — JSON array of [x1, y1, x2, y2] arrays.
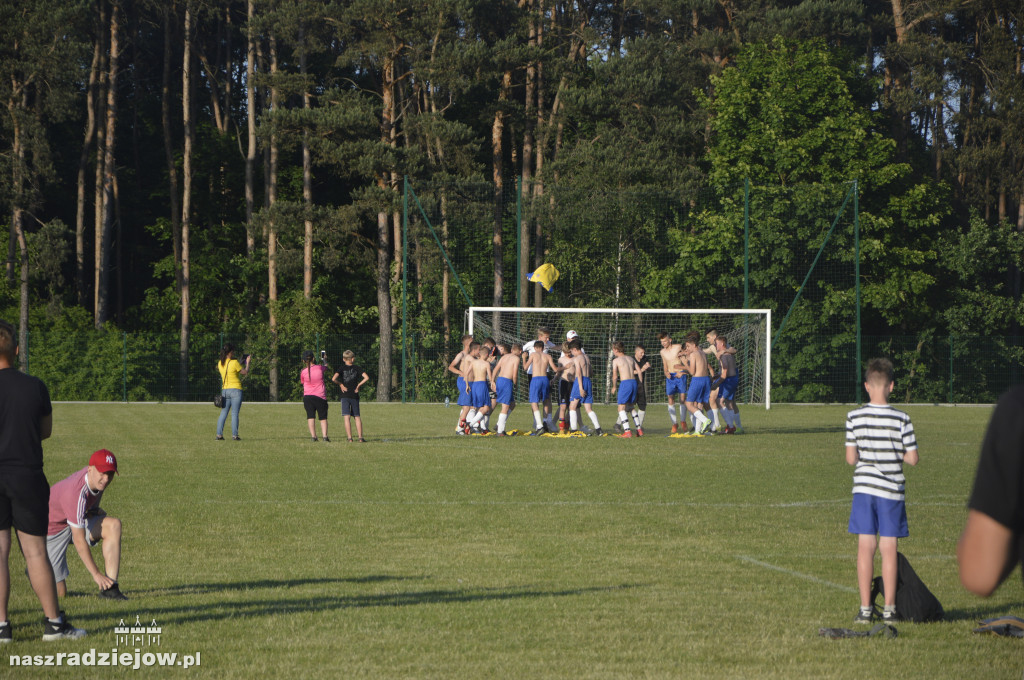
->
[[47, 449, 127, 600]]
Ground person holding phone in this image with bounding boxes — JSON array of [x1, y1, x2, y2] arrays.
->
[[300, 350, 330, 442]]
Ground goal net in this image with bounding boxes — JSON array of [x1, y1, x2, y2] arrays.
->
[[467, 307, 771, 408]]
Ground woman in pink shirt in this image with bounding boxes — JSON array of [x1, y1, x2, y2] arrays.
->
[[300, 350, 330, 441]]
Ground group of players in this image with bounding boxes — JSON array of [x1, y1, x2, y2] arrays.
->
[[447, 326, 743, 438]]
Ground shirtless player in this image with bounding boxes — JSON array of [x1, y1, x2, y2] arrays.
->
[[465, 343, 495, 434], [526, 340, 564, 436], [659, 332, 688, 433], [610, 342, 642, 438], [682, 334, 713, 435], [492, 344, 522, 436], [567, 339, 603, 436]]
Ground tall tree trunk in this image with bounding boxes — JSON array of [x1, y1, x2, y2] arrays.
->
[[11, 106, 29, 368], [268, 35, 280, 400], [181, 1, 194, 399], [376, 57, 396, 401], [76, 30, 101, 307], [96, 0, 120, 329], [532, 1, 545, 309], [92, 1, 109, 320], [301, 27, 313, 299], [492, 69, 511, 323], [244, 0, 257, 256], [520, 0, 536, 307], [162, 3, 182, 292]]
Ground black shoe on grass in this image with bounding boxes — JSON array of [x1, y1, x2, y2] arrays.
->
[[42, 612, 86, 641], [99, 583, 128, 601]]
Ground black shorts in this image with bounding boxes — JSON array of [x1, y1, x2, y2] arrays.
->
[[559, 380, 573, 405], [341, 397, 361, 417], [0, 469, 51, 536], [303, 395, 328, 419]]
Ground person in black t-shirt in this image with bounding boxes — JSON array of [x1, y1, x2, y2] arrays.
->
[[958, 386, 1024, 596], [331, 350, 370, 442], [0, 320, 86, 641]]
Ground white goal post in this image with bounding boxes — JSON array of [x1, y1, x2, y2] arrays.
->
[[467, 307, 771, 409]]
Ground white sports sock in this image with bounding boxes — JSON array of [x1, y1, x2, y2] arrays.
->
[[694, 411, 710, 428], [676, 403, 686, 425], [711, 408, 720, 429], [469, 411, 485, 426], [497, 412, 508, 433], [588, 411, 601, 430], [466, 409, 477, 424], [533, 410, 543, 429], [569, 410, 579, 431], [637, 409, 645, 427], [733, 411, 742, 428], [618, 411, 631, 431], [668, 404, 678, 425], [483, 414, 490, 429]]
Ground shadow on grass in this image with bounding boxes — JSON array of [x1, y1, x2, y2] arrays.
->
[[758, 425, 845, 435], [940, 601, 1024, 623], [76, 582, 645, 626], [117, 574, 421, 597]]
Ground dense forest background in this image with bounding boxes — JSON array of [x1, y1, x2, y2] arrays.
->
[[2, 0, 1023, 401]]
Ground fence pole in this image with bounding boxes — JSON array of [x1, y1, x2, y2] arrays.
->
[[123, 332, 128, 403], [402, 176, 409, 404], [853, 179, 861, 402], [516, 175, 523, 308], [949, 335, 954, 404], [743, 178, 750, 308]]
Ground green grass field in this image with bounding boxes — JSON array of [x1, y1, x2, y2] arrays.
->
[[3, 402, 1021, 678]]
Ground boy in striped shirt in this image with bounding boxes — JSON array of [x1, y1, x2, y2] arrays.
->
[[846, 358, 919, 623]]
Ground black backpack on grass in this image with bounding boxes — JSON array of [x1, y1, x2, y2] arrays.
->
[[870, 552, 944, 622]]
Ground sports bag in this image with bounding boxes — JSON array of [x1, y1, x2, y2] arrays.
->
[[870, 552, 944, 622]]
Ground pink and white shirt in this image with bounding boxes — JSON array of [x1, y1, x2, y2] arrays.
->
[[47, 467, 102, 536]]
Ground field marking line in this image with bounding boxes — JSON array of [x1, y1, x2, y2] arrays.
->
[[202, 498, 853, 508], [735, 555, 858, 593]]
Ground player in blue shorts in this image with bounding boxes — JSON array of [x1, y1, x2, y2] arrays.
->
[[567, 339, 602, 435], [610, 342, 642, 437], [682, 334, 713, 435], [448, 335, 475, 435], [658, 332, 689, 433], [714, 335, 742, 433], [526, 340, 564, 435], [464, 343, 495, 434], [491, 344, 521, 435]]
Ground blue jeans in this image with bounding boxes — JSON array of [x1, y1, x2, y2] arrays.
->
[[217, 389, 243, 437]]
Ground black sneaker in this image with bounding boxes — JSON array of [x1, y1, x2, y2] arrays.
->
[[0, 621, 11, 643], [311, 437, 318, 442], [99, 583, 128, 600], [853, 608, 874, 624], [529, 428, 544, 436], [881, 608, 896, 622], [323, 437, 330, 442], [588, 428, 603, 437], [42, 611, 86, 641], [358, 438, 366, 443], [232, 436, 241, 441]]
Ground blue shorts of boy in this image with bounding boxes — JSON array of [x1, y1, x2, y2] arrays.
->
[[494, 377, 515, 406], [529, 376, 550, 403], [617, 379, 637, 405], [687, 376, 711, 403], [470, 380, 489, 408], [569, 377, 594, 404], [456, 377, 470, 406], [341, 397, 361, 417], [719, 375, 739, 400], [848, 493, 908, 538], [665, 373, 687, 397]]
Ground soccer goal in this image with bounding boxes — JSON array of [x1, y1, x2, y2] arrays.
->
[[467, 307, 772, 409]]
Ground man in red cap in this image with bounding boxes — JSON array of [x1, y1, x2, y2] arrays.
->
[[46, 449, 126, 600]]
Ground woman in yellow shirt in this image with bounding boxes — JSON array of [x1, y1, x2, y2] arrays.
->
[[216, 343, 250, 440]]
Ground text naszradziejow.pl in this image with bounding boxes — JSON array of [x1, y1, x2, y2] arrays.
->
[[10, 649, 200, 669]]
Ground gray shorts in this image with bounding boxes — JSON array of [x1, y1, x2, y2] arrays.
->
[[46, 517, 102, 583]]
